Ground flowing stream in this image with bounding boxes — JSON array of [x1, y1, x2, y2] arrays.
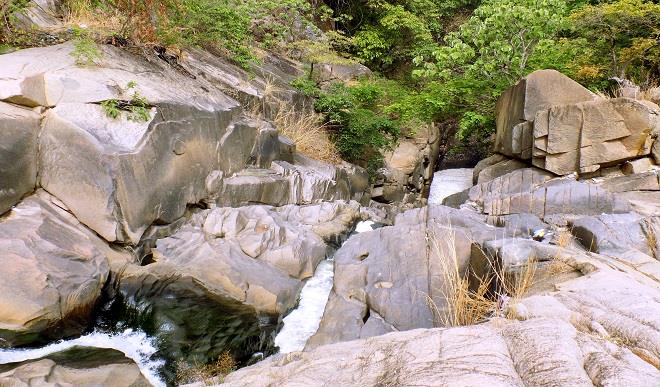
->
[[428, 168, 474, 205], [274, 220, 376, 353], [0, 221, 377, 385]]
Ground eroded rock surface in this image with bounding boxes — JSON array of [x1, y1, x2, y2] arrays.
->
[[120, 202, 361, 316], [0, 101, 40, 214]]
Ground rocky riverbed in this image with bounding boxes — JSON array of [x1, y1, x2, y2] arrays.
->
[[1, 9, 660, 386]]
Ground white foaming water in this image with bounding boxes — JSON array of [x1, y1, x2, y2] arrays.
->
[[0, 329, 165, 387], [274, 220, 375, 353], [428, 168, 474, 205]]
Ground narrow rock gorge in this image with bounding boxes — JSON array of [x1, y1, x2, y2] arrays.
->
[[1, 1, 660, 387]]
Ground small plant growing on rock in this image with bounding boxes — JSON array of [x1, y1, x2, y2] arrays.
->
[[100, 81, 151, 122], [70, 26, 102, 66]]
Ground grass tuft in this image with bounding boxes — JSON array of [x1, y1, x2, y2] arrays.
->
[[175, 351, 236, 385]]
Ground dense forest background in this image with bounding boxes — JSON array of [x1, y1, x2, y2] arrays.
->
[[2, 0, 659, 169]]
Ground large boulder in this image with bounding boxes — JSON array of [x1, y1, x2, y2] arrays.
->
[[533, 98, 660, 175], [0, 101, 40, 214], [0, 43, 257, 244], [0, 190, 126, 347], [0, 348, 150, 387], [495, 70, 596, 158], [571, 213, 659, 259]]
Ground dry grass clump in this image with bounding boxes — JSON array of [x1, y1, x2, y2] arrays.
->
[[427, 228, 541, 327], [272, 106, 341, 164], [427, 229, 496, 327], [62, 1, 125, 36], [175, 352, 236, 385]]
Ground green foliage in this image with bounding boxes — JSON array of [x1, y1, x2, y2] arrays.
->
[[568, 0, 660, 84], [101, 81, 151, 122], [412, 0, 569, 149], [314, 82, 400, 167], [70, 27, 103, 66], [0, 0, 31, 37], [101, 99, 120, 119], [290, 77, 320, 98]]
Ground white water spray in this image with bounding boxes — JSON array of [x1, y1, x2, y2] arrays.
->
[[274, 220, 375, 353], [0, 329, 165, 387]]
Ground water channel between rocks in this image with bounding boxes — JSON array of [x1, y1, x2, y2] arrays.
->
[[0, 220, 377, 386]]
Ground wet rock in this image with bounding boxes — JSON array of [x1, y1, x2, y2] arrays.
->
[[0, 347, 150, 387], [0, 102, 40, 214], [0, 190, 122, 347], [495, 69, 596, 159]]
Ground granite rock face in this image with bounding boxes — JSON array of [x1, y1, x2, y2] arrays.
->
[[495, 69, 596, 159], [532, 98, 660, 175], [306, 205, 498, 349], [0, 190, 130, 346], [0, 102, 40, 214], [494, 69, 660, 177], [467, 169, 632, 219], [375, 124, 442, 205], [0, 42, 364, 245]]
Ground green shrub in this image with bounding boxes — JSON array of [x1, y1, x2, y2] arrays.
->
[[314, 82, 400, 168], [100, 81, 151, 122]]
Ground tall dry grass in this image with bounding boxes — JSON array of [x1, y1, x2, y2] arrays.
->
[[427, 228, 539, 327], [427, 228, 495, 327], [248, 78, 341, 164], [271, 105, 341, 164]]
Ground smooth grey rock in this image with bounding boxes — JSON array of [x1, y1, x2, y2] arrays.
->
[[307, 205, 489, 349], [598, 170, 660, 192], [476, 158, 527, 184], [469, 169, 631, 219], [0, 102, 40, 214], [218, 317, 659, 387], [473, 153, 508, 184], [571, 213, 659, 259], [0, 190, 120, 346]]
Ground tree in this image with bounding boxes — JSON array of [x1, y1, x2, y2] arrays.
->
[[569, 0, 660, 83], [412, 0, 568, 143]]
